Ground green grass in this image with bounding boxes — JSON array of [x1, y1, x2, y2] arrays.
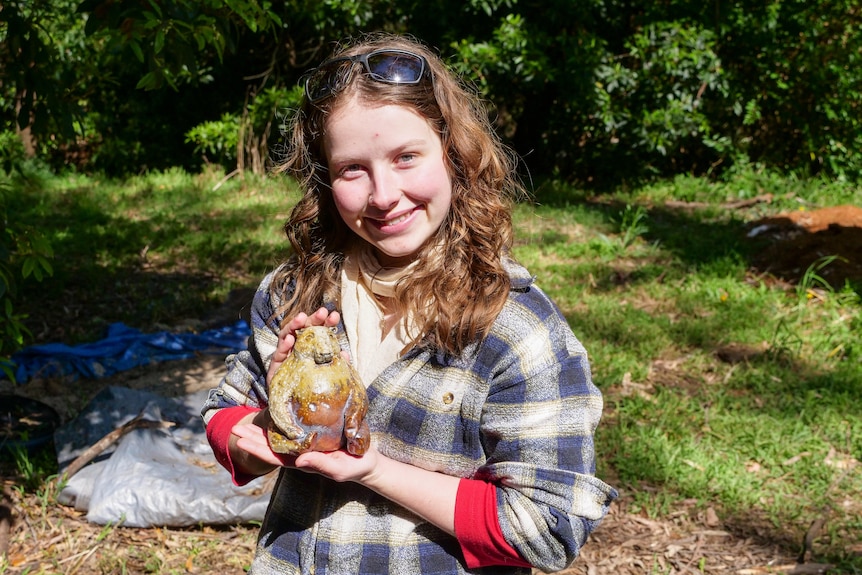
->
[[11, 164, 298, 343], [7, 165, 862, 571], [518, 172, 862, 571]]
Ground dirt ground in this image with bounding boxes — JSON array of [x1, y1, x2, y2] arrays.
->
[[1, 203, 860, 574], [1, 355, 825, 574], [747, 204, 862, 289]]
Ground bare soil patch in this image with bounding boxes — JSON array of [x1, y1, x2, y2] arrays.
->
[[748, 205, 862, 289]]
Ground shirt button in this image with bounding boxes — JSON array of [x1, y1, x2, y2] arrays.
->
[[442, 392, 454, 404]]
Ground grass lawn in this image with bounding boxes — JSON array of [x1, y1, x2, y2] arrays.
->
[[4, 164, 862, 572]]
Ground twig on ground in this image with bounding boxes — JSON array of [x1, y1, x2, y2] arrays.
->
[[0, 486, 13, 557], [797, 464, 855, 563], [665, 194, 774, 211], [58, 412, 175, 482], [737, 563, 834, 574]]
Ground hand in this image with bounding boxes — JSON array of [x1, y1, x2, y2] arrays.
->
[[236, 419, 458, 537], [266, 307, 341, 384], [232, 420, 298, 471], [233, 419, 380, 484], [294, 444, 381, 484]]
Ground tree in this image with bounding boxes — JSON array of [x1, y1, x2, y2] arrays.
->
[[4, 0, 862, 184], [0, 0, 85, 157]]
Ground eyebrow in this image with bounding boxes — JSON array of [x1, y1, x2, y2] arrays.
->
[[327, 138, 431, 167]]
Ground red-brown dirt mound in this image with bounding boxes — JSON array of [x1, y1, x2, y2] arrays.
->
[[748, 205, 862, 289]]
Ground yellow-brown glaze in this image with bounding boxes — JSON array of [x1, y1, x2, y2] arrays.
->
[[267, 326, 370, 455]]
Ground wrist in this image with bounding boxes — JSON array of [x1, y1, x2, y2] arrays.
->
[[356, 448, 391, 490]]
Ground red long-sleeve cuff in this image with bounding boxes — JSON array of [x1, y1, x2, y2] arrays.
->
[[454, 478, 532, 569], [205, 405, 262, 486]]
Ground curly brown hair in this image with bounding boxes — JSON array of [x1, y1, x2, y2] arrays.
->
[[272, 32, 524, 356]]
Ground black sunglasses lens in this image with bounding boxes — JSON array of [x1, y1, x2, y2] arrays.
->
[[365, 52, 424, 84], [306, 67, 335, 101], [306, 51, 427, 102]]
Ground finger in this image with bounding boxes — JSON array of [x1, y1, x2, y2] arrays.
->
[[294, 451, 333, 475], [272, 333, 294, 363], [233, 422, 268, 443], [294, 449, 367, 482], [236, 436, 277, 463], [234, 425, 299, 467], [324, 310, 341, 327], [309, 307, 331, 326], [283, 312, 309, 333]]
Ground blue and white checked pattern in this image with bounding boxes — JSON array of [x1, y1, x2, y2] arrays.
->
[[201, 258, 617, 575]]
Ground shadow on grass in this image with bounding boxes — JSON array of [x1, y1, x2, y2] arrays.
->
[[551, 197, 761, 272], [536, 193, 862, 291], [14, 180, 288, 345]]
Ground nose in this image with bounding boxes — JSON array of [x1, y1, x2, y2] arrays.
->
[[368, 169, 400, 210]]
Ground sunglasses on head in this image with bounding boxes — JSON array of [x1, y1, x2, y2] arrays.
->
[[304, 49, 430, 103]]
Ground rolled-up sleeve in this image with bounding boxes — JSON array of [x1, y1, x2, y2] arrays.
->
[[475, 289, 617, 572], [201, 270, 283, 425]]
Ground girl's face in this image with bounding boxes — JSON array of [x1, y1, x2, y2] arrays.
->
[[324, 98, 452, 267]]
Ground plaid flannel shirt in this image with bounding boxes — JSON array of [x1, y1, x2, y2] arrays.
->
[[201, 258, 617, 575]]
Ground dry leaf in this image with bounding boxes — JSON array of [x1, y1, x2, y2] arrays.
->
[[823, 447, 858, 469], [705, 507, 721, 527], [665, 544, 684, 558], [782, 452, 811, 466]]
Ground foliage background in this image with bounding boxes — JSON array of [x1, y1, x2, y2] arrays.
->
[[2, 0, 861, 185]]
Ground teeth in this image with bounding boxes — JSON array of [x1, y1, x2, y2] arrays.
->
[[382, 213, 409, 227]]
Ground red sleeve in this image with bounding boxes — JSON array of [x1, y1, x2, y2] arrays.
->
[[205, 405, 262, 486], [454, 478, 532, 568]]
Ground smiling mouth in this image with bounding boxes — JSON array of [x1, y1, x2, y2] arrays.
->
[[380, 212, 411, 227], [371, 207, 419, 229]]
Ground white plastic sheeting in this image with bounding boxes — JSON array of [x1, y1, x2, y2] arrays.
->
[[55, 386, 273, 527]]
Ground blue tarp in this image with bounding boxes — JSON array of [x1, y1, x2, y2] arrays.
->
[[8, 320, 250, 384]]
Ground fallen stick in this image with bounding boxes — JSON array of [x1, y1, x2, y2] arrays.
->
[[737, 563, 834, 575], [58, 412, 174, 482], [0, 487, 12, 557], [665, 194, 774, 211], [797, 464, 855, 563]]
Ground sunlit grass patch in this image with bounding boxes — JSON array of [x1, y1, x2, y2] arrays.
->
[[13, 168, 299, 343], [518, 174, 862, 568]]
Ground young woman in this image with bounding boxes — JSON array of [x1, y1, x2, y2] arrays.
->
[[202, 32, 616, 575]]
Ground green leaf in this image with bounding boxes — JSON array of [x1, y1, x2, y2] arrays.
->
[[21, 258, 35, 279], [30, 234, 53, 257], [146, 0, 164, 18], [0, 360, 16, 384], [36, 256, 54, 277], [136, 71, 159, 90], [129, 39, 145, 63], [154, 28, 165, 55]]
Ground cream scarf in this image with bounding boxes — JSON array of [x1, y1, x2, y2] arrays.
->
[[340, 246, 421, 386]]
